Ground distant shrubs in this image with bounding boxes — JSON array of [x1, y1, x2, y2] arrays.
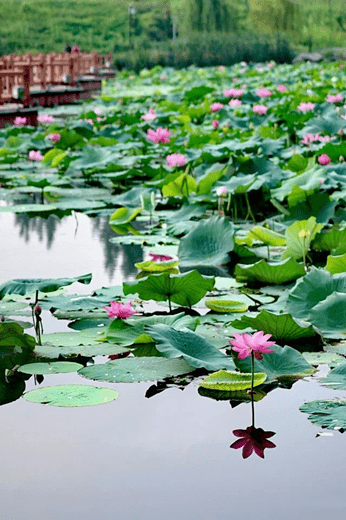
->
[[114, 32, 294, 72]]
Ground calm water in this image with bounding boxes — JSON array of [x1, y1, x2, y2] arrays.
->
[[1, 212, 346, 520]]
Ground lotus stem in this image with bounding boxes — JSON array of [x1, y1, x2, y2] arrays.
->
[[251, 351, 255, 427]]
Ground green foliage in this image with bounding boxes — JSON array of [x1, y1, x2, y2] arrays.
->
[[300, 399, 346, 430], [199, 370, 267, 391], [123, 270, 215, 307], [232, 309, 317, 341], [0, 274, 92, 299], [147, 324, 236, 371], [178, 216, 235, 267], [235, 258, 305, 285], [23, 385, 119, 407], [234, 344, 316, 382], [79, 356, 195, 383]]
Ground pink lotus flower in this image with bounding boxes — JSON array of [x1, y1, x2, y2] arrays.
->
[[253, 104, 268, 115], [318, 154, 331, 165], [14, 116, 27, 126], [146, 127, 172, 144], [47, 133, 61, 143], [277, 84, 287, 93], [212, 120, 220, 129], [297, 102, 315, 113], [223, 88, 243, 98], [256, 87, 272, 98], [29, 150, 43, 161], [37, 114, 55, 124], [104, 301, 136, 319], [149, 253, 173, 262], [166, 153, 187, 167], [232, 77, 239, 82], [93, 108, 102, 115], [231, 426, 276, 459], [326, 93, 343, 103], [229, 330, 275, 360], [210, 102, 224, 112], [84, 119, 94, 125], [142, 108, 156, 122], [160, 74, 166, 81], [218, 65, 226, 71], [216, 186, 227, 196], [229, 99, 242, 107]]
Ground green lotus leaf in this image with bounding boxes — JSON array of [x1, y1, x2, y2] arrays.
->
[[23, 385, 119, 407], [0, 273, 92, 299], [199, 370, 267, 391], [321, 361, 346, 389], [282, 217, 323, 261], [146, 324, 235, 371], [312, 228, 346, 255], [286, 268, 346, 319], [248, 226, 286, 246], [198, 387, 266, 402], [106, 313, 198, 347], [178, 216, 234, 267], [71, 147, 118, 170], [134, 260, 179, 272], [162, 173, 197, 198], [185, 85, 214, 101], [231, 309, 317, 341], [18, 361, 83, 375], [300, 399, 346, 430], [326, 253, 346, 274], [0, 322, 35, 353], [79, 356, 195, 383], [286, 192, 336, 224], [271, 166, 326, 201], [309, 292, 346, 333], [235, 258, 305, 284], [0, 203, 59, 213], [233, 344, 316, 382], [42, 148, 65, 166], [123, 270, 215, 307], [303, 351, 344, 368], [0, 300, 28, 315], [205, 299, 248, 313], [109, 206, 142, 225]]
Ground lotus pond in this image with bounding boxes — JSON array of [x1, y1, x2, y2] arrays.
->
[[1, 60, 346, 519]]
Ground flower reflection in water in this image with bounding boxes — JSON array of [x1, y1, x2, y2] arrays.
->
[[230, 425, 276, 459]]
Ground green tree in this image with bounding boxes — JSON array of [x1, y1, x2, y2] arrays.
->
[[187, 0, 237, 33]]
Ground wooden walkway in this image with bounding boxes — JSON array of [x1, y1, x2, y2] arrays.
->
[[0, 51, 115, 126]]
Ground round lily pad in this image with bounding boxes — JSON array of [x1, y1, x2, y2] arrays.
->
[[23, 384, 119, 407], [205, 299, 248, 313], [18, 361, 83, 375], [79, 356, 195, 383]]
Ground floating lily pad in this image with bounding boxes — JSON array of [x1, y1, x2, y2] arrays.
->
[[18, 361, 83, 375], [23, 385, 119, 407], [300, 399, 346, 431], [79, 356, 195, 382]]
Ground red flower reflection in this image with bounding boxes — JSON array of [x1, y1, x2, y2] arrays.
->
[[230, 426, 276, 458]]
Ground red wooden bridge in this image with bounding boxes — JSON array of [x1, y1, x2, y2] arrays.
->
[[0, 51, 115, 126]]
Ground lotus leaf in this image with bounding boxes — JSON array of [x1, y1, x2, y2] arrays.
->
[[178, 216, 234, 267], [199, 370, 267, 391], [300, 399, 346, 430], [231, 309, 317, 341], [123, 270, 215, 307], [233, 344, 315, 382], [146, 324, 236, 371], [235, 258, 305, 284], [79, 356, 195, 382], [23, 385, 119, 407]]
